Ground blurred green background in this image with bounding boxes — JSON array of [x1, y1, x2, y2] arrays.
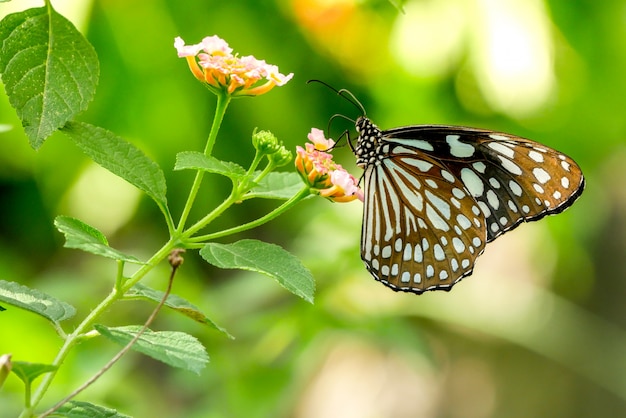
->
[[1, 0, 625, 417]]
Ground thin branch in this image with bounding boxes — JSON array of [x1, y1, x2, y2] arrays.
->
[[38, 249, 186, 418]]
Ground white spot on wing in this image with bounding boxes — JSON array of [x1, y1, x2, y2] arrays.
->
[[509, 180, 523, 196], [460, 168, 484, 197], [472, 162, 487, 173], [441, 170, 456, 183], [414, 244, 423, 262], [498, 156, 523, 175], [488, 141, 515, 158], [426, 204, 450, 231], [403, 244, 412, 261], [425, 179, 438, 189], [446, 135, 475, 157], [426, 265, 434, 278], [529, 150, 544, 163], [434, 244, 445, 261], [391, 138, 434, 151], [452, 237, 465, 254], [403, 159, 433, 172], [456, 214, 472, 229], [486, 190, 500, 210], [452, 188, 465, 199], [532, 167, 551, 184], [425, 190, 451, 220]]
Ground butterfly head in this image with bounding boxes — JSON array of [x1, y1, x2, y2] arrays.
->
[[355, 116, 383, 167]]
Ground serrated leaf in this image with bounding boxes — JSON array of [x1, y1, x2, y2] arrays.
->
[[61, 122, 168, 214], [247, 171, 306, 200], [94, 325, 209, 374], [0, 6, 99, 149], [54, 216, 142, 263], [174, 151, 247, 180], [0, 279, 75, 323], [10, 361, 57, 386], [52, 401, 131, 418], [126, 283, 233, 338], [200, 239, 315, 303]]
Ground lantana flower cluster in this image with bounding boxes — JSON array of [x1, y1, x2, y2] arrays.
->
[[295, 128, 363, 203], [174, 35, 293, 96]]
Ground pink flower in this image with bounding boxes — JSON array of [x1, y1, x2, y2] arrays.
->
[[307, 128, 335, 150], [295, 128, 363, 203], [174, 35, 293, 96]]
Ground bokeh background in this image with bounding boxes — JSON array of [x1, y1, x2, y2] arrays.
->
[[1, 0, 625, 417]]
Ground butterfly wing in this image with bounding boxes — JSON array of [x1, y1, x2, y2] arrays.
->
[[384, 126, 585, 241], [360, 122, 584, 294], [361, 149, 487, 293]]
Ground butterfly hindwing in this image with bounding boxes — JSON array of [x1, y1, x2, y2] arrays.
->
[[361, 150, 487, 293]]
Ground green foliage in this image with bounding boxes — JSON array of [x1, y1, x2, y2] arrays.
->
[[94, 325, 209, 374], [247, 172, 304, 200], [0, 280, 75, 325], [61, 122, 170, 224], [200, 239, 315, 303], [10, 361, 57, 387], [52, 401, 131, 418], [0, 6, 98, 149], [175, 151, 247, 180], [0, 3, 316, 415], [126, 283, 233, 338], [54, 216, 141, 264]]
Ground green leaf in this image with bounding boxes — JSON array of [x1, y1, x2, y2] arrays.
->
[[54, 216, 142, 264], [0, 6, 99, 149], [94, 325, 208, 374], [52, 401, 131, 418], [10, 361, 57, 386], [0, 279, 76, 323], [200, 239, 315, 303], [247, 172, 306, 200], [174, 151, 247, 180], [126, 283, 233, 338], [61, 122, 168, 214]]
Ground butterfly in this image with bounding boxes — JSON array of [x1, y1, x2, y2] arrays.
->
[[350, 115, 585, 294]]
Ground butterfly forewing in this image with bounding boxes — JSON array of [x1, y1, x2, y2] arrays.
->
[[355, 117, 584, 294]]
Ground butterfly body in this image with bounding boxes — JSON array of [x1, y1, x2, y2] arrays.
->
[[354, 116, 585, 294]]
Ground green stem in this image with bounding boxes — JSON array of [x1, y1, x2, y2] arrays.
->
[[26, 240, 178, 415], [248, 160, 276, 191], [176, 92, 231, 233], [181, 189, 239, 239], [188, 185, 311, 242]]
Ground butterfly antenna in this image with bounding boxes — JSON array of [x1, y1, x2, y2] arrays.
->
[[307, 80, 366, 116], [337, 88, 366, 116]]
